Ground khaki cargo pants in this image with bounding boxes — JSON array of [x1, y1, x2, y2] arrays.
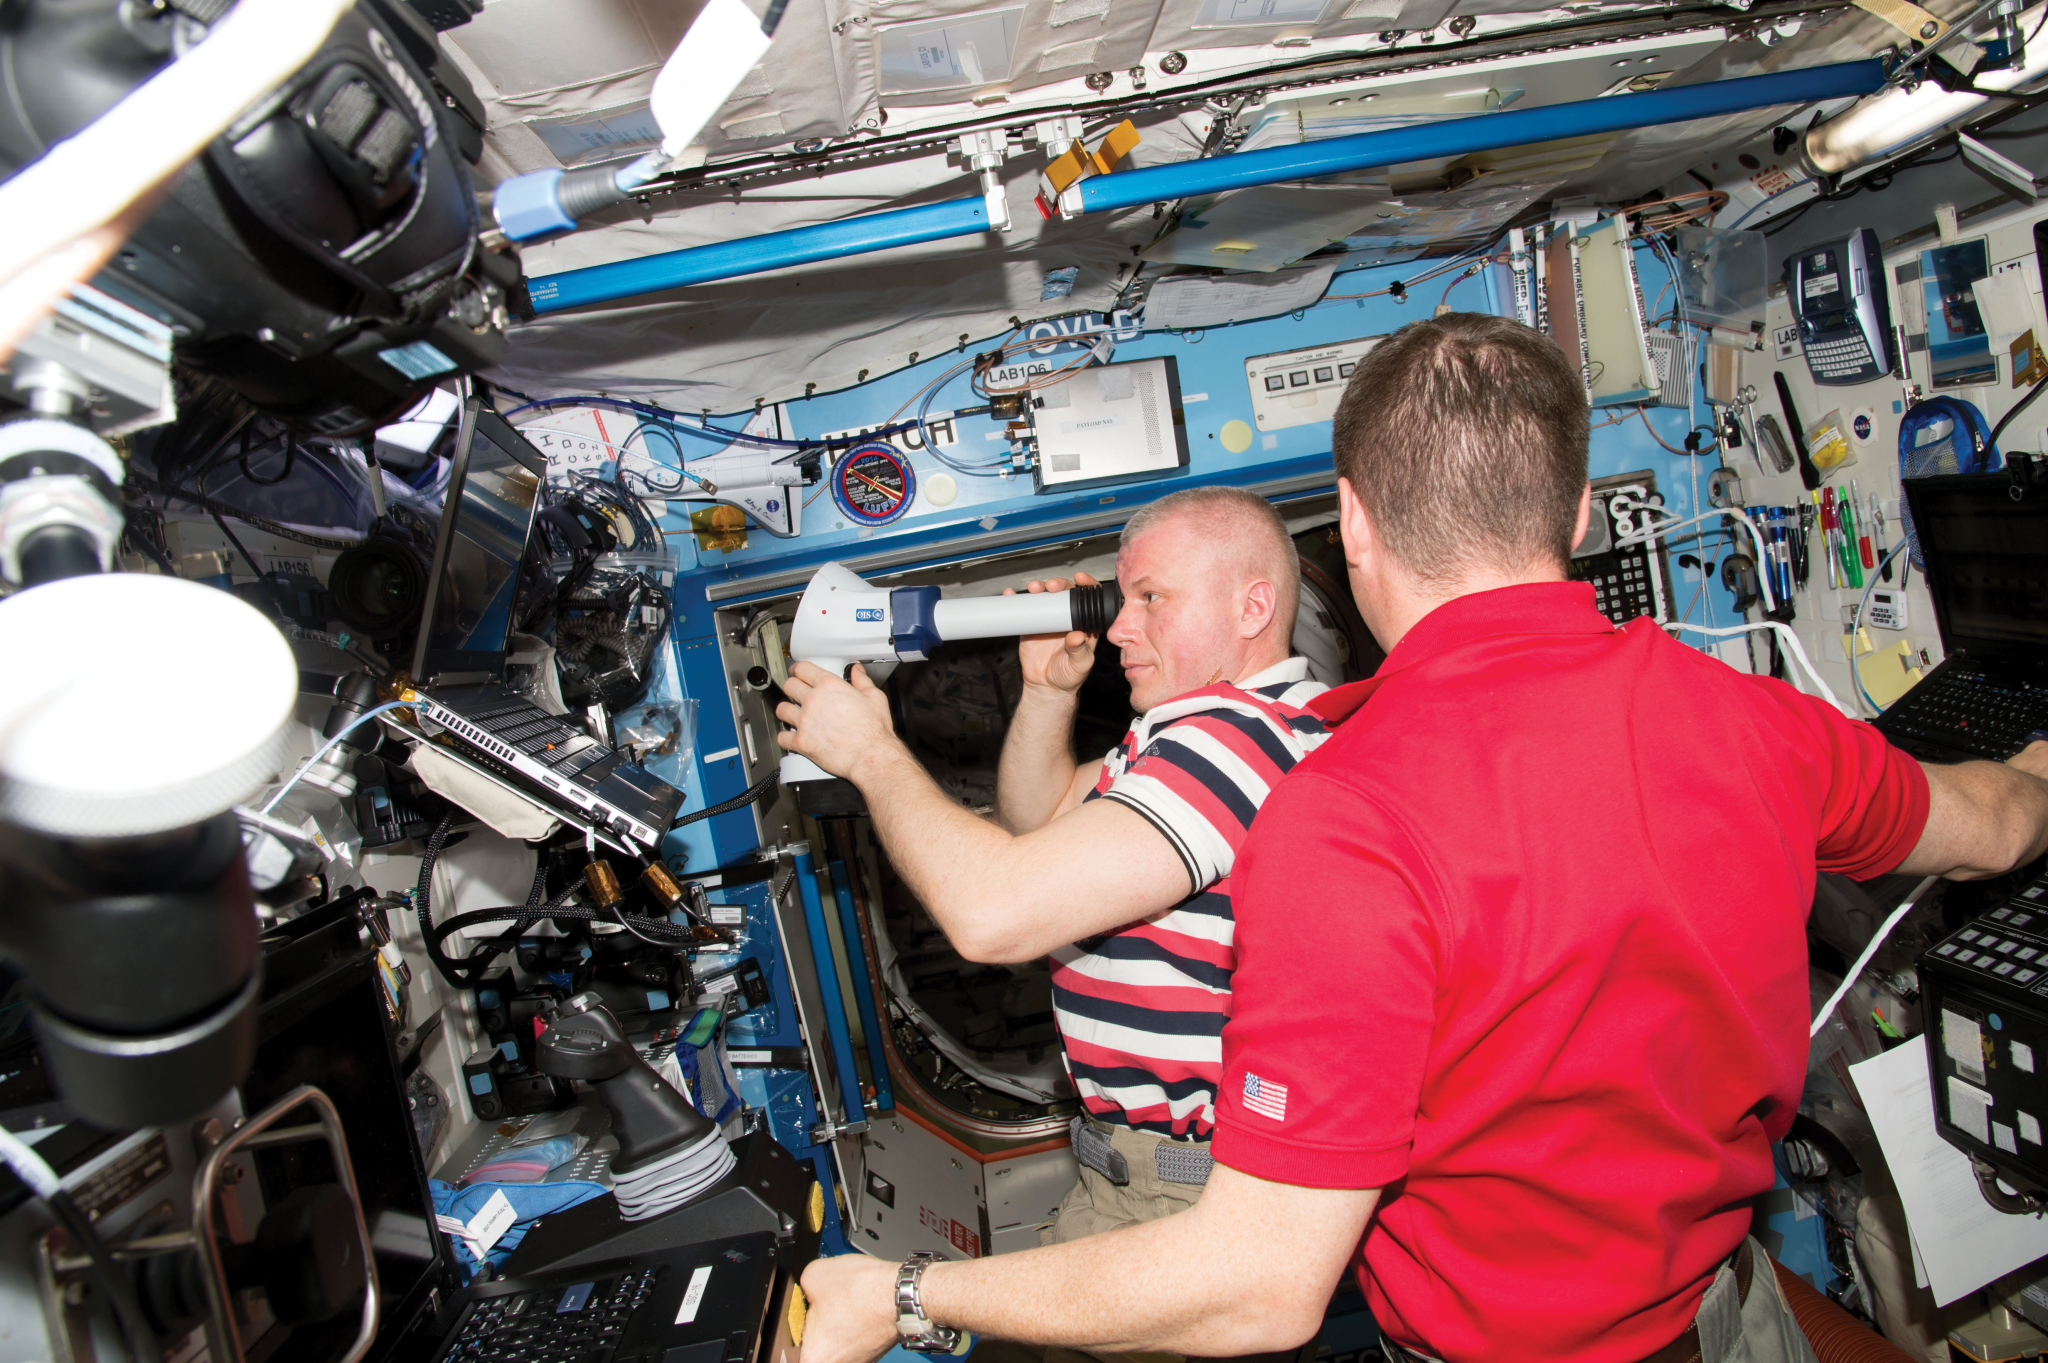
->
[[1039, 1114, 1209, 1247], [973, 1116, 1306, 1363]]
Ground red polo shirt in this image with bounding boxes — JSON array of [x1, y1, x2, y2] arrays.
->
[[1215, 582, 1928, 1363]]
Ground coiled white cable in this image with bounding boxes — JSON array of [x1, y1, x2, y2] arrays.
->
[[1662, 621, 1853, 716], [0, 1125, 60, 1199], [1618, 509, 1777, 613], [258, 700, 414, 816]]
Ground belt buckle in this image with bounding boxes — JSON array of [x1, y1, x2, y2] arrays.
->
[[1070, 1116, 1130, 1185]]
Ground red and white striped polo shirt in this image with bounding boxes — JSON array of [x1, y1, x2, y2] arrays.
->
[[1051, 657, 1329, 1139]]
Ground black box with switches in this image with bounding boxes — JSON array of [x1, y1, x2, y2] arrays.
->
[[1920, 872, 2048, 1197], [462, 1045, 574, 1121]]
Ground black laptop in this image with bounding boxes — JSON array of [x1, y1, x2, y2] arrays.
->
[[1874, 473, 2048, 762], [405, 407, 684, 851], [248, 934, 798, 1363], [400, 1230, 793, 1363]]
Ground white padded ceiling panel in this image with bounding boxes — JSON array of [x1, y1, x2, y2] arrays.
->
[[822, 0, 1164, 123], [447, 2, 1870, 413], [1145, 0, 1448, 56], [451, 0, 684, 96], [445, 0, 848, 167]]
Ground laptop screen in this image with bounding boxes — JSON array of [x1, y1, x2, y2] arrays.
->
[[240, 951, 449, 1362], [1906, 473, 2048, 664], [414, 407, 547, 684]]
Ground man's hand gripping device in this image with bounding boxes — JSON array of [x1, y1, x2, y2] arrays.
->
[[779, 561, 1122, 786]]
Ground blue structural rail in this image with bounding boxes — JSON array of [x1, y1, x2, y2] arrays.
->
[[525, 59, 1889, 313], [792, 848, 870, 1131], [527, 196, 990, 313], [828, 856, 894, 1113], [1078, 59, 1887, 212]]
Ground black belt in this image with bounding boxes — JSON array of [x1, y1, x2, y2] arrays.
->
[[1641, 1240, 1755, 1363]]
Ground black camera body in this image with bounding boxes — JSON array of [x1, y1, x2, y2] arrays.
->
[[0, 0, 515, 435]]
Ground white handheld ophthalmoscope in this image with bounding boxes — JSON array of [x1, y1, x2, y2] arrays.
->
[[777, 561, 1122, 787]]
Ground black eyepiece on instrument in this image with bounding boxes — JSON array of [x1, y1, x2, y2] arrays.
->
[[1068, 580, 1123, 634]]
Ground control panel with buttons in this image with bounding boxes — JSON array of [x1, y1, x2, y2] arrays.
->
[[1244, 334, 1385, 434], [1567, 470, 1671, 627], [1920, 872, 2048, 1193]]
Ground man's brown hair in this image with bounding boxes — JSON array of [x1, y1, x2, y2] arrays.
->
[[1330, 312, 1589, 583]]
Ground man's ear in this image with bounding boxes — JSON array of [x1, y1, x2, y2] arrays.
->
[[1569, 484, 1594, 554], [1241, 576, 1279, 639], [1337, 478, 1373, 569]]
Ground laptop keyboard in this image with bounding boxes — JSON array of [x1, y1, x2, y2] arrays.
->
[[444, 1266, 660, 1363], [1880, 667, 2048, 760], [469, 702, 607, 776]]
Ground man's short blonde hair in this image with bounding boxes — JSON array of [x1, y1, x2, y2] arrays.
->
[[1120, 486, 1300, 627]]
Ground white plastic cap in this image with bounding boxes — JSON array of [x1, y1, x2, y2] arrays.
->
[[0, 574, 297, 838]]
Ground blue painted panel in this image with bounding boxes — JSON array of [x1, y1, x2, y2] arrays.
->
[[732, 1065, 850, 1256], [1757, 1161, 1836, 1295], [669, 632, 760, 869], [656, 250, 1749, 836], [714, 878, 802, 1049], [662, 257, 1729, 601]]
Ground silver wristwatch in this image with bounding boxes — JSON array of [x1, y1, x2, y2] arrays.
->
[[894, 1252, 962, 1353]]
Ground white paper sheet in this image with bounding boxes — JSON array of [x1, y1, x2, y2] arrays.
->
[[1849, 1041, 2048, 1306], [1143, 263, 1336, 330]]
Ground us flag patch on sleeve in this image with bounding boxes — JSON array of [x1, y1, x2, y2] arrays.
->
[[1242, 1071, 1288, 1121]]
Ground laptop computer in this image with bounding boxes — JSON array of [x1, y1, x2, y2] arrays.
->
[[1873, 473, 2048, 763], [400, 1229, 796, 1363], [243, 929, 800, 1363], [405, 406, 684, 851]]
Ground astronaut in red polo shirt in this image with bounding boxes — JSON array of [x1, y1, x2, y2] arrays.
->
[[794, 315, 2048, 1363]]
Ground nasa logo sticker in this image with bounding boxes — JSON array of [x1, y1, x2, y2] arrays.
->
[[1851, 407, 1877, 446], [766, 499, 781, 513]]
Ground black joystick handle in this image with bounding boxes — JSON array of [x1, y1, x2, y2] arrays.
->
[[1067, 580, 1123, 634], [534, 994, 718, 1173]]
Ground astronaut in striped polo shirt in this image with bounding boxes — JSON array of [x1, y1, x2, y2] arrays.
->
[[776, 485, 1330, 1248]]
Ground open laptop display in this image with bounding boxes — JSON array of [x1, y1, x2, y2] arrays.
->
[[412, 408, 548, 686], [406, 405, 684, 850], [264, 949, 793, 1363], [1873, 473, 2048, 762]]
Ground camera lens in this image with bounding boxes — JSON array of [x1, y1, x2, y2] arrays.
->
[[328, 539, 425, 639]]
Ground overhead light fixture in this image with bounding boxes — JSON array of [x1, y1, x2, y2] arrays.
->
[[1959, 132, 2043, 198], [1804, 6, 2048, 176], [649, 0, 783, 164]]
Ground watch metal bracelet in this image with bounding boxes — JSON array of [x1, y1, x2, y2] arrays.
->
[[895, 1252, 963, 1353]]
